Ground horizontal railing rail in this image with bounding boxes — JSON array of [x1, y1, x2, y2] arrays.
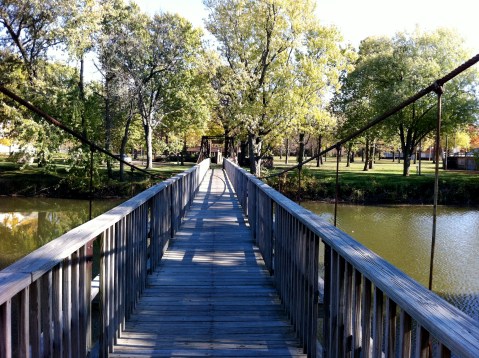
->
[[224, 158, 479, 358], [0, 158, 210, 358]]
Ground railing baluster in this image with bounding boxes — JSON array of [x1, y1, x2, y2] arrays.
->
[[53, 262, 63, 358], [399, 309, 412, 357], [109, 223, 116, 351], [0, 300, 12, 358], [113, 221, 120, 343], [18, 287, 29, 358], [63, 256, 72, 358], [71, 250, 80, 358], [352, 268, 362, 356], [30, 280, 41, 357], [337, 255, 345, 357], [100, 230, 107, 355], [323, 243, 331, 356], [439, 343, 452, 358], [42, 271, 53, 357], [311, 232, 319, 358], [373, 287, 384, 357], [385, 297, 397, 357], [330, 249, 340, 357], [415, 324, 430, 358], [361, 277, 372, 357], [119, 218, 126, 334], [344, 262, 353, 355]]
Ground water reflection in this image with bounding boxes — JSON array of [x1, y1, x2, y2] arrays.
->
[[302, 202, 479, 320], [0, 197, 122, 269]]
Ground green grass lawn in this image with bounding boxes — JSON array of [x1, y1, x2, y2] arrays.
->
[[0, 156, 196, 198], [266, 156, 479, 205]]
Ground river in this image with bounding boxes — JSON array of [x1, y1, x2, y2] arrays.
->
[[0, 197, 122, 269], [2, 197, 478, 321], [302, 201, 479, 321]]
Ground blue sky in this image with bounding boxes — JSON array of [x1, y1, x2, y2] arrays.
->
[[134, 0, 479, 52]]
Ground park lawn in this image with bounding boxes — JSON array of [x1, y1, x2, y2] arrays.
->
[[0, 157, 196, 198], [267, 157, 479, 205]]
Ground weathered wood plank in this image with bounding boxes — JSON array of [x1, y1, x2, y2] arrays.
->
[[112, 169, 306, 357]]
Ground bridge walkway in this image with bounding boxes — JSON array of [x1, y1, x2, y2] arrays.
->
[[110, 168, 307, 357]]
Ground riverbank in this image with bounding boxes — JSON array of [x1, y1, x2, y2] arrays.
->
[[266, 158, 479, 205], [0, 160, 195, 198]]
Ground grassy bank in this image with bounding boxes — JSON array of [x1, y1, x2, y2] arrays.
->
[[266, 157, 479, 205], [0, 159, 195, 198]]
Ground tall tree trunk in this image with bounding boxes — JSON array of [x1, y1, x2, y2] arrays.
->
[[363, 139, 370, 171], [444, 135, 448, 170], [104, 74, 113, 178], [79, 55, 87, 139], [316, 135, 322, 167], [119, 105, 134, 181], [400, 127, 414, 176], [298, 133, 305, 164], [403, 149, 411, 176], [181, 135, 186, 166], [368, 140, 375, 169], [223, 128, 230, 158], [256, 137, 262, 177], [285, 138, 289, 164], [144, 122, 153, 169], [418, 140, 422, 175], [247, 133, 262, 176], [346, 143, 352, 167], [239, 141, 247, 166], [248, 133, 256, 175]]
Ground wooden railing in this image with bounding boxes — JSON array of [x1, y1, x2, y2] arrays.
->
[[0, 159, 210, 358], [224, 158, 479, 358]]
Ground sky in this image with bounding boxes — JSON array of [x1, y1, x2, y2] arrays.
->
[[134, 0, 479, 53]]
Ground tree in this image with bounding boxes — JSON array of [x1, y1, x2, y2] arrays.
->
[[155, 44, 215, 165], [95, 0, 141, 178], [210, 62, 244, 157], [63, 0, 103, 138], [0, 0, 106, 171], [0, 0, 69, 82], [118, 11, 205, 169], [333, 36, 395, 171], [204, 0, 317, 176], [291, 22, 355, 165], [335, 29, 479, 176]]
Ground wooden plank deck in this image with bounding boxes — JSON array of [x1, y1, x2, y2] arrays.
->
[[111, 168, 307, 357]]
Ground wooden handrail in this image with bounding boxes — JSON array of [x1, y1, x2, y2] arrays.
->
[[0, 158, 210, 357], [224, 158, 479, 358]]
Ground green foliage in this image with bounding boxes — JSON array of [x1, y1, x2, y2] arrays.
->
[[334, 29, 479, 176], [205, 0, 353, 175]]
